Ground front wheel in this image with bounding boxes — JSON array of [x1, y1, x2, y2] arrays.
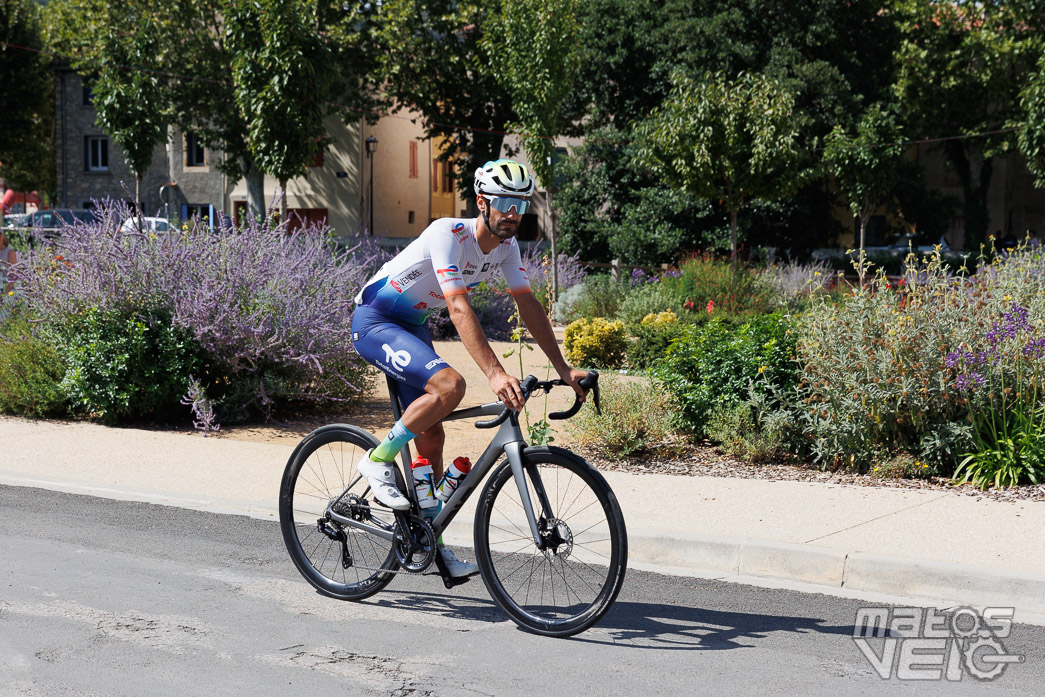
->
[[474, 447, 627, 637]]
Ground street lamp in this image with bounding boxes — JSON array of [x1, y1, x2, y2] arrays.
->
[[365, 135, 378, 235]]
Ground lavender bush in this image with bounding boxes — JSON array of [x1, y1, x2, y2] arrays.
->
[[15, 199, 382, 425]]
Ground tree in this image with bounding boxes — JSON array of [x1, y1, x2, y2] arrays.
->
[[91, 11, 168, 214], [0, 0, 56, 205], [226, 0, 333, 223], [1019, 54, 1045, 188], [893, 0, 1045, 250], [824, 104, 906, 258], [634, 70, 805, 267], [370, 0, 516, 197], [482, 0, 581, 301]]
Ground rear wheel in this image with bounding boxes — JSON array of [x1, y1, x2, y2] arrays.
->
[[474, 447, 627, 637], [279, 424, 398, 600]]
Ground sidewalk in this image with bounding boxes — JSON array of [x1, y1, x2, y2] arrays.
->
[[3, 414, 1045, 624]]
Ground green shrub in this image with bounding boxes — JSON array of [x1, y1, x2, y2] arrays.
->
[[0, 317, 69, 418], [555, 274, 629, 323], [654, 313, 797, 438], [660, 254, 779, 318], [707, 401, 789, 463], [567, 376, 680, 457], [617, 282, 682, 325], [564, 317, 629, 369], [55, 308, 202, 423], [628, 311, 687, 370]]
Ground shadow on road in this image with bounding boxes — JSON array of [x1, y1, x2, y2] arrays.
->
[[577, 601, 856, 650]]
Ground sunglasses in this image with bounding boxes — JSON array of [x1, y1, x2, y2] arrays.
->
[[483, 195, 531, 215]]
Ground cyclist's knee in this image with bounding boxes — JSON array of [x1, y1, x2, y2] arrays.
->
[[426, 368, 465, 409]]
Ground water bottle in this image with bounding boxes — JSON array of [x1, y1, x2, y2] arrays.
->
[[411, 458, 438, 509], [436, 456, 471, 502]]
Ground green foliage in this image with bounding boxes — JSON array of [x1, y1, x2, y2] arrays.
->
[[654, 314, 797, 438], [227, 0, 332, 219], [370, 0, 512, 195], [91, 6, 168, 203], [823, 103, 906, 252], [892, 0, 1045, 250], [0, 0, 55, 194], [617, 282, 682, 326], [627, 311, 686, 371], [659, 255, 778, 319], [554, 275, 629, 324], [633, 70, 806, 261], [707, 401, 789, 463], [482, 0, 580, 189], [0, 317, 68, 418], [54, 308, 201, 423], [567, 376, 680, 457], [563, 317, 629, 369], [1019, 53, 1045, 188]]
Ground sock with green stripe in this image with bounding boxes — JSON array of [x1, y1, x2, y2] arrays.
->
[[371, 420, 417, 462]]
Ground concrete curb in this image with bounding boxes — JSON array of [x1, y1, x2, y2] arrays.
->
[[628, 528, 1045, 616]]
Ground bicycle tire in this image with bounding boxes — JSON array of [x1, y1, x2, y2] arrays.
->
[[473, 446, 627, 637], [279, 424, 399, 600]]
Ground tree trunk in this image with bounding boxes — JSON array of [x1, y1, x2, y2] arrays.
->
[[279, 178, 289, 227], [858, 213, 869, 289], [730, 209, 738, 270], [135, 174, 144, 233], [246, 165, 265, 222], [546, 188, 559, 309], [946, 141, 994, 252]]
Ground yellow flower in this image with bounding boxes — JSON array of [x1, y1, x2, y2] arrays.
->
[[758, 365, 766, 373], [6, 291, 12, 296]]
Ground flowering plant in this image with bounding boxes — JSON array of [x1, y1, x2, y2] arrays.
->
[[949, 304, 1045, 488]]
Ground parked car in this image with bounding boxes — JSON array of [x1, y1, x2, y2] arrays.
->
[[119, 216, 171, 234], [2, 213, 29, 228], [16, 209, 97, 232]]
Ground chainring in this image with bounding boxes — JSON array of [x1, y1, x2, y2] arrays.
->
[[392, 515, 437, 573]]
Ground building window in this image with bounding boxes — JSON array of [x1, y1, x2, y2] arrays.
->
[[409, 141, 418, 179], [183, 203, 214, 229], [84, 136, 109, 172], [82, 77, 96, 106], [185, 133, 205, 167], [432, 159, 439, 192], [408, 210, 415, 224], [443, 159, 454, 193]]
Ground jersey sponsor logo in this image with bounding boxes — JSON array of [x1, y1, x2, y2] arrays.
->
[[451, 222, 466, 237], [389, 279, 403, 292], [464, 262, 476, 270], [436, 265, 460, 279], [481, 263, 490, 272], [463, 270, 475, 275], [397, 269, 424, 287], [414, 301, 428, 310], [429, 291, 444, 300], [382, 344, 411, 372], [424, 358, 447, 371], [519, 266, 530, 279]]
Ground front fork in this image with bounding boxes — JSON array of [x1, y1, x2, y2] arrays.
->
[[504, 441, 554, 550]]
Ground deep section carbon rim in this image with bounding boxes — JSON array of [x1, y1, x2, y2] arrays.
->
[[475, 448, 627, 636]]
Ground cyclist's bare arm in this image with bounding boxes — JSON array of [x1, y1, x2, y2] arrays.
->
[[446, 292, 525, 410], [514, 291, 587, 400]]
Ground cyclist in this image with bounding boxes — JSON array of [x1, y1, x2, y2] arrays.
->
[[351, 158, 588, 576]]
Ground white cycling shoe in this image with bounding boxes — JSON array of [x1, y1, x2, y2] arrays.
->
[[440, 546, 478, 578], [356, 452, 410, 510]]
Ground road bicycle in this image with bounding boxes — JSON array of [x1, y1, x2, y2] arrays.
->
[[278, 371, 628, 637]]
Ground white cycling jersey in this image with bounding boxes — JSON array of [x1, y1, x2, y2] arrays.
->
[[355, 217, 532, 325]]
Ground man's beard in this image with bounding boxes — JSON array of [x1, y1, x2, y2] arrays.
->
[[491, 218, 518, 239]]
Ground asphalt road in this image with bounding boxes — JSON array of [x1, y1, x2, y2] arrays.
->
[[1, 485, 1042, 697]]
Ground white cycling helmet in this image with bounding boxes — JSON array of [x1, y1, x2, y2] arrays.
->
[[473, 159, 536, 197]]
